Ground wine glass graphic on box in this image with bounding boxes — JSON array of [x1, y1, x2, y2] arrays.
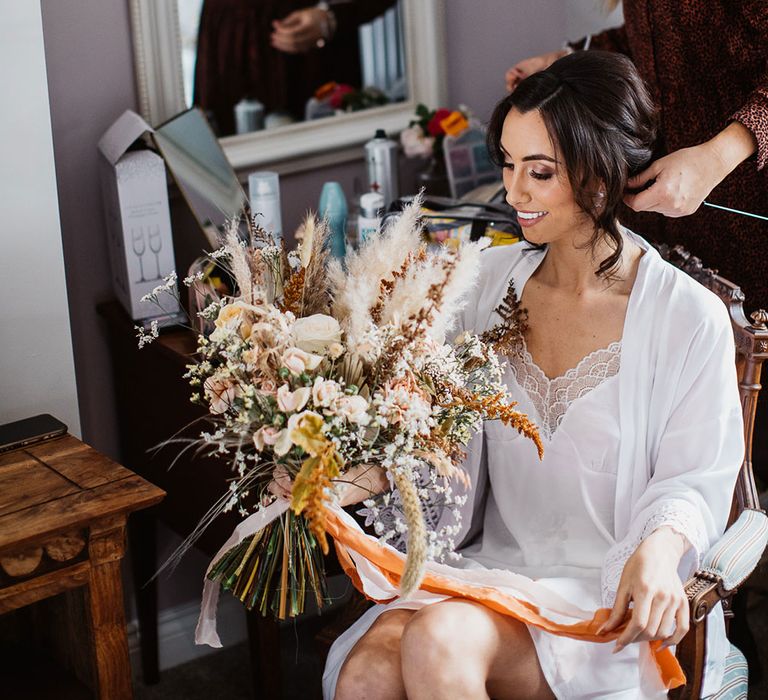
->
[[131, 227, 148, 283], [148, 225, 163, 280]]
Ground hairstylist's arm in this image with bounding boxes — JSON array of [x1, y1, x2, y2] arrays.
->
[[623, 122, 758, 217]]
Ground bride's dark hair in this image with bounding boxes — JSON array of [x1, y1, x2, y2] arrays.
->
[[487, 50, 658, 278]]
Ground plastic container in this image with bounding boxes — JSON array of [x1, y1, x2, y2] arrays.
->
[[234, 98, 265, 134]]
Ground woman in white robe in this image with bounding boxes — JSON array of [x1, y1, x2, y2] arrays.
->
[[324, 51, 744, 699]]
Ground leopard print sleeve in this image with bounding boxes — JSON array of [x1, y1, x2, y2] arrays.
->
[[730, 0, 768, 170]]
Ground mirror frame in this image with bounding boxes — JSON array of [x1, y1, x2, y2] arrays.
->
[[129, 0, 447, 170]]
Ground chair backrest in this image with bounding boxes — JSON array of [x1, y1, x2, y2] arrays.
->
[[658, 244, 768, 522]]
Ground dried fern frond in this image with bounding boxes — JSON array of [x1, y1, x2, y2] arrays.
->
[[480, 279, 528, 356]]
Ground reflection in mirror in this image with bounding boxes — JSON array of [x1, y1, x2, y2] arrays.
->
[[178, 0, 407, 137], [153, 108, 248, 245]]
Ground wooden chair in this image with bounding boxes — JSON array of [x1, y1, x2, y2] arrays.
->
[[657, 244, 768, 700]]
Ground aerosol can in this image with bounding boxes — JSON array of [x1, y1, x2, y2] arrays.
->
[[364, 129, 399, 210]]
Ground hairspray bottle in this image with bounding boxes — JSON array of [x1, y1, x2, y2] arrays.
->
[[248, 171, 283, 242], [319, 181, 347, 259], [364, 129, 399, 210]]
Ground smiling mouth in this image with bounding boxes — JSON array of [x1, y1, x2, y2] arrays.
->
[[516, 210, 548, 226]]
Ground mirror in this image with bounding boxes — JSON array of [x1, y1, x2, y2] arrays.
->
[[153, 108, 248, 244], [178, 0, 407, 137], [130, 0, 446, 170]]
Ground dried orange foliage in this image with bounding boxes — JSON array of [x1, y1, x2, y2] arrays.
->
[[280, 268, 305, 315], [293, 451, 335, 554], [445, 387, 544, 459], [370, 246, 427, 324]]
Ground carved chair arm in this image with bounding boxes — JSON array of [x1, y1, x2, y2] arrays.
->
[[669, 509, 768, 699]]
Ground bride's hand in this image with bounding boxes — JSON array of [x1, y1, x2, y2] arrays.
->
[[599, 527, 690, 652], [337, 464, 389, 508], [267, 464, 294, 501]]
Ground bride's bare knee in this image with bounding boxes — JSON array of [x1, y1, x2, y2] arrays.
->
[[335, 646, 403, 700], [400, 602, 487, 684], [335, 610, 411, 700]]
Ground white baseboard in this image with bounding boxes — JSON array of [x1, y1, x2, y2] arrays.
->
[[127, 595, 248, 672]]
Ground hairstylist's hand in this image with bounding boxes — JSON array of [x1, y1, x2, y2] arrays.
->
[[624, 122, 758, 217], [599, 526, 690, 652], [505, 49, 569, 92], [623, 144, 725, 217], [271, 7, 329, 54]]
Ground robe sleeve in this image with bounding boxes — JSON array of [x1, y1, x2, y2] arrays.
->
[[601, 305, 744, 606]]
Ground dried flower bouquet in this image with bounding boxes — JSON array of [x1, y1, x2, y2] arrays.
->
[[144, 199, 541, 622]]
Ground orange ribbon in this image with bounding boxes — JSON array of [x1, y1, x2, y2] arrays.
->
[[324, 508, 685, 690]]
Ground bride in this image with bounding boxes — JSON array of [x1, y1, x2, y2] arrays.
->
[[322, 51, 743, 699]]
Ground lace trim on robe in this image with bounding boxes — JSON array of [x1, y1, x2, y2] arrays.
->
[[509, 340, 622, 441], [601, 500, 708, 607]]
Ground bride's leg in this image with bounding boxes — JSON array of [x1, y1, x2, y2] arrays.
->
[[400, 599, 554, 700], [335, 608, 415, 700]]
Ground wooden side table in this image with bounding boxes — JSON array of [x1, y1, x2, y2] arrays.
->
[[0, 434, 165, 699]]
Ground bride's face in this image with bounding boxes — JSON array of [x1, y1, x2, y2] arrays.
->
[[500, 108, 592, 246]]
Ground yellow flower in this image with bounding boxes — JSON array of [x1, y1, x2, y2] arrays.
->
[[288, 411, 326, 456]]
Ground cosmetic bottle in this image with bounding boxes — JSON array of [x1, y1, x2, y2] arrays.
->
[[357, 192, 385, 245], [319, 181, 347, 259], [364, 129, 399, 210], [248, 171, 283, 243]]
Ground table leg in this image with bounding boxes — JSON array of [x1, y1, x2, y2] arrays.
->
[[88, 516, 133, 700], [128, 510, 159, 684]]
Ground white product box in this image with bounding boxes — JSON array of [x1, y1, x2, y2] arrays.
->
[[98, 110, 181, 324]]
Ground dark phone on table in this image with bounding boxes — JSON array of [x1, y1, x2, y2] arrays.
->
[[0, 414, 68, 454]]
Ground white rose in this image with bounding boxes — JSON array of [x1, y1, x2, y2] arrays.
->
[[203, 376, 241, 414], [293, 314, 342, 354], [400, 125, 434, 158], [276, 384, 311, 413], [336, 394, 371, 425], [253, 425, 281, 451], [281, 347, 323, 375], [312, 377, 341, 408]]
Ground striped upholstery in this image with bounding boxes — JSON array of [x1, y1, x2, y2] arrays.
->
[[708, 644, 748, 700], [700, 509, 768, 591]]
